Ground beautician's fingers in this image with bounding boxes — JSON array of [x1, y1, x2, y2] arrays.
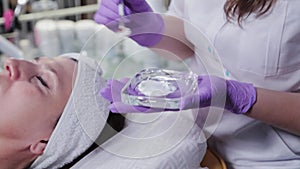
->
[[100, 86, 113, 102], [110, 102, 165, 113], [101, 78, 130, 102], [96, 0, 121, 20], [109, 79, 129, 102], [179, 95, 200, 110], [101, 81, 121, 102], [109, 79, 126, 91], [119, 77, 130, 84], [94, 0, 122, 31], [124, 0, 153, 13], [179, 89, 212, 110]]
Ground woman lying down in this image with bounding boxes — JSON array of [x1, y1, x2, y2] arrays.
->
[[0, 53, 207, 169], [0, 53, 123, 169]]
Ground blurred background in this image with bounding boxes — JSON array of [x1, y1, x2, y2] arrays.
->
[[0, 0, 191, 78]]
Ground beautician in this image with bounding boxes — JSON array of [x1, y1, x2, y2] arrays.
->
[[94, 0, 300, 168]]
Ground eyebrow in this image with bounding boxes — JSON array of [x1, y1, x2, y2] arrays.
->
[[34, 57, 58, 75]]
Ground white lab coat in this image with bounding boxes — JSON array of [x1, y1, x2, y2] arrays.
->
[[168, 0, 300, 168]]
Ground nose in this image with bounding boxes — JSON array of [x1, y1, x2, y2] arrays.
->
[[4, 58, 36, 80]]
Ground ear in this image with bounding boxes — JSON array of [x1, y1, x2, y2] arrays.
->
[[29, 140, 48, 155]]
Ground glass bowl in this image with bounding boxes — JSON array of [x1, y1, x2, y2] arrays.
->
[[121, 68, 198, 109]]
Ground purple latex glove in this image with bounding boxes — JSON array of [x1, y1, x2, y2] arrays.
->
[[180, 76, 257, 114], [101, 76, 256, 114], [101, 78, 173, 113], [94, 0, 164, 47]]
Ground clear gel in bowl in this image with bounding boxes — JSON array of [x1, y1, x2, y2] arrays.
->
[[121, 68, 198, 109]]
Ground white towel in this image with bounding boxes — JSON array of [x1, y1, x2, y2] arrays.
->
[[72, 110, 207, 169], [30, 53, 110, 169]]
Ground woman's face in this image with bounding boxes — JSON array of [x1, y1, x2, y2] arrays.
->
[[0, 56, 76, 144]]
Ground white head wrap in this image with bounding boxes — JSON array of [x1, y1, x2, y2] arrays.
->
[[30, 53, 110, 169]]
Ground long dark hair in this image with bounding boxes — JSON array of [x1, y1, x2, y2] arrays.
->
[[224, 0, 276, 25]]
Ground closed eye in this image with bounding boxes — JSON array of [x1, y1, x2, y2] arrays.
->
[[36, 76, 49, 88]]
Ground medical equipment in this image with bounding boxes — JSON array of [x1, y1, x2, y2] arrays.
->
[[121, 68, 198, 109], [31, 0, 58, 12], [7, 0, 29, 32], [2, 0, 13, 31], [14, 0, 29, 17], [34, 19, 61, 57], [56, 20, 76, 53], [0, 35, 24, 58]]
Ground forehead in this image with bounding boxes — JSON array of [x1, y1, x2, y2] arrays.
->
[[36, 56, 77, 76], [35, 56, 76, 64]]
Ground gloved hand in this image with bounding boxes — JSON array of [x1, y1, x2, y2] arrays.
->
[[94, 0, 164, 47], [180, 76, 256, 114], [101, 75, 257, 114], [101, 78, 171, 113]]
